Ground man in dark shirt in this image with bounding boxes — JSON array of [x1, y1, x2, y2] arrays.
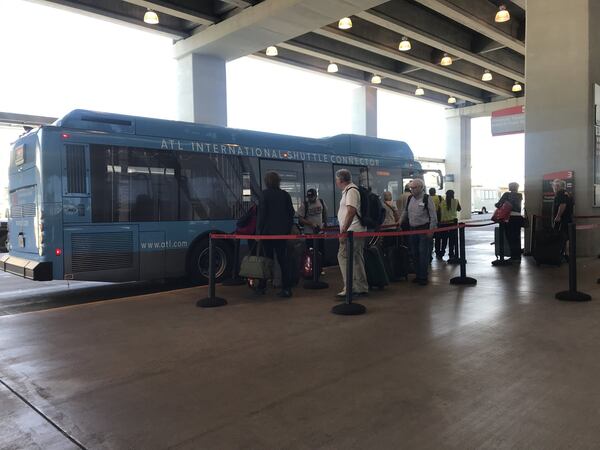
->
[[257, 171, 296, 297], [552, 179, 573, 233]]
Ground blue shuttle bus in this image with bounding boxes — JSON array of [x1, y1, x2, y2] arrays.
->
[[1, 110, 439, 283]]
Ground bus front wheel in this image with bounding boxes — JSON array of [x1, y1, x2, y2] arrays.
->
[[188, 239, 231, 284]]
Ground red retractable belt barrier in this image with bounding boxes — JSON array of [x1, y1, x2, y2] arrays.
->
[[210, 223, 464, 241]]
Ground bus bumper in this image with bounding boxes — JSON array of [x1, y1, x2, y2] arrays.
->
[[0, 254, 53, 281]]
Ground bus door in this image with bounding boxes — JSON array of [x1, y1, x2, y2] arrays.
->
[[259, 160, 305, 211]]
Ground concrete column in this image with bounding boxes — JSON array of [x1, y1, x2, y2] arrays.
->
[[445, 116, 472, 220], [176, 54, 227, 126], [351, 86, 377, 137], [525, 0, 600, 255]]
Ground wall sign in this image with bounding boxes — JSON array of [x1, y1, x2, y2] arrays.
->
[[491, 106, 525, 136]]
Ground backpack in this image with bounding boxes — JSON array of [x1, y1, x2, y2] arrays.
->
[[348, 186, 385, 229]]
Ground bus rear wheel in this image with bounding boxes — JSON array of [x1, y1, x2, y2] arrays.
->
[[481, 207, 487, 214], [188, 239, 231, 284]]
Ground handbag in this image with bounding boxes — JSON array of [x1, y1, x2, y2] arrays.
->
[[239, 242, 273, 280], [492, 201, 513, 223]]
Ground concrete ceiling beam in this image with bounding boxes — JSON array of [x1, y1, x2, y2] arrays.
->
[[121, 0, 216, 25], [357, 11, 525, 83], [511, 0, 526, 11], [28, 0, 188, 38], [412, 0, 526, 55], [173, 0, 388, 61], [313, 27, 513, 97], [279, 41, 483, 103]]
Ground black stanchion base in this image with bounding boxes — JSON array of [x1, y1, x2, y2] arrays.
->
[[492, 259, 512, 266], [555, 291, 592, 302], [597, 278, 600, 284], [304, 280, 329, 290], [331, 302, 366, 316], [196, 297, 228, 308], [450, 276, 477, 286], [222, 277, 246, 286]]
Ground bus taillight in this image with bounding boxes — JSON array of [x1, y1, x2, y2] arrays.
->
[[55, 248, 62, 257], [61, 133, 71, 139]]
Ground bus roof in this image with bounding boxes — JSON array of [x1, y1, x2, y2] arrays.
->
[[54, 110, 415, 161]]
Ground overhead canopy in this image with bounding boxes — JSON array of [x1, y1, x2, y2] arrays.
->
[[32, 0, 526, 107]]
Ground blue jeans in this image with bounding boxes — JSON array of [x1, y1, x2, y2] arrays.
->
[[409, 233, 433, 280]]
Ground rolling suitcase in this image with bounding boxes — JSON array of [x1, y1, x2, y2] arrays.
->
[[494, 227, 511, 258], [384, 245, 410, 281], [532, 229, 565, 266], [365, 245, 389, 289]]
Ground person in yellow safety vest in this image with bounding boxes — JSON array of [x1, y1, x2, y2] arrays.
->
[[439, 190, 462, 263], [429, 187, 444, 259]]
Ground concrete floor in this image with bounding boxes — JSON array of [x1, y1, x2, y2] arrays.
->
[[2, 229, 600, 449]]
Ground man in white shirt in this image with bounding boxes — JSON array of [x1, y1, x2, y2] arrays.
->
[[335, 169, 368, 297]]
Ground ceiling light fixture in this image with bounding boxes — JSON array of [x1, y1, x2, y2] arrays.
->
[[440, 53, 453, 66], [338, 17, 353, 29], [265, 46, 278, 56], [495, 5, 510, 23], [482, 69, 493, 81], [371, 74, 382, 84], [415, 87, 425, 96], [327, 62, 339, 73], [512, 81, 523, 92], [399, 36, 411, 52], [143, 9, 159, 25], [448, 96, 457, 104]]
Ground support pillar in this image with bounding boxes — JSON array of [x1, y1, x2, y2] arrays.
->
[[176, 54, 227, 126], [445, 116, 472, 220], [351, 86, 377, 137], [525, 0, 600, 255]]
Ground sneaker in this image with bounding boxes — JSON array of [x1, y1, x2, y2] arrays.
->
[[277, 289, 292, 298], [336, 291, 347, 298], [354, 291, 369, 297], [507, 257, 521, 263]]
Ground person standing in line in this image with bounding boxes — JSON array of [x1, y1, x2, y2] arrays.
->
[[495, 182, 523, 262], [297, 188, 328, 273], [552, 179, 573, 259], [400, 179, 438, 285], [382, 191, 400, 227], [381, 191, 400, 248], [335, 169, 368, 297], [429, 187, 444, 259], [439, 190, 461, 263], [256, 171, 296, 297], [397, 184, 412, 221]]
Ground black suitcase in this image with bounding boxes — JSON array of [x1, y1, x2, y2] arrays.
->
[[532, 229, 565, 266], [384, 245, 410, 281], [364, 245, 389, 289]]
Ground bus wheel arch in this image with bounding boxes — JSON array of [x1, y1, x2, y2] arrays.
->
[[187, 233, 233, 284]]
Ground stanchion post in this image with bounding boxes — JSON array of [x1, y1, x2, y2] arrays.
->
[[222, 238, 246, 286], [492, 221, 512, 266], [555, 223, 591, 302], [332, 231, 366, 315], [304, 236, 329, 290], [197, 234, 228, 308], [450, 224, 477, 285]]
